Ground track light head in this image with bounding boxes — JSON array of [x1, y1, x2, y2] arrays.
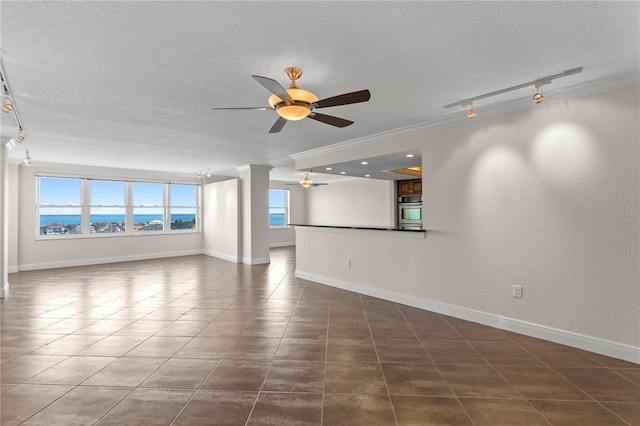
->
[[17, 130, 25, 142], [467, 105, 476, 119], [2, 97, 13, 113], [23, 150, 32, 166], [533, 89, 543, 104]]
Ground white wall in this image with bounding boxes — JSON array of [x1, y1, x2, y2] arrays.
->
[[305, 179, 395, 227], [295, 86, 640, 352], [269, 182, 306, 247], [202, 178, 240, 262], [8, 164, 19, 272], [238, 165, 271, 265], [0, 145, 9, 297], [15, 164, 203, 270]]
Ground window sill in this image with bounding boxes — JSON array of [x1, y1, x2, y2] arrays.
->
[[35, 229, 201, 241]]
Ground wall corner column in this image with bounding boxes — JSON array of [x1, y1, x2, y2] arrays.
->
[[0, 144, 10, 298], [237, 164, 272, 265]]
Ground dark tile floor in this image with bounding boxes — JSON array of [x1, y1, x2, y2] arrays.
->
[[1, 247, 638, 425]]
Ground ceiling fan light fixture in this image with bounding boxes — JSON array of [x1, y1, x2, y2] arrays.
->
[[269, 88, 319, 121], [299, 173, 313, 188], [275, 104, 311, 121]]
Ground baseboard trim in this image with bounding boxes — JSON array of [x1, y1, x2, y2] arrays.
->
[[241, 256, 270, 265], [295, 270, 639, 364], [18, 250, 204, 271], [203, 249, 240, 264], [0, 282, 8, 298], [8, 265, 18, 273], [269, 242, 295, 248]]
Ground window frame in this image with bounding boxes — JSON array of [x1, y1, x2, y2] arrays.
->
[[269, 188, 290, 229], [36, 175, 201, 239], [169, 183, 198, 231], [36, 176, 82, 236]]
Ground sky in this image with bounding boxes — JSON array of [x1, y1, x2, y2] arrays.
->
[[39, 177, 197, 215]]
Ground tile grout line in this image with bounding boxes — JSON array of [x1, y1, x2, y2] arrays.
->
[[509, 339, 635, 425], [457, 332, 554, 426], [321, 289, 338, 426], [361, 295, 400, 426], [240, 266, 306, 426], [397, 305, 477, 426]]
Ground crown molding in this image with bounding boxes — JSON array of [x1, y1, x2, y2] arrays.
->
[[291, 71, 639, 162]]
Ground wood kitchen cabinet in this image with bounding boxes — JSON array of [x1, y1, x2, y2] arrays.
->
[[398, 179, 422, 196]]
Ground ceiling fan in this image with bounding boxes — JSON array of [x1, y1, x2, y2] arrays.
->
[[286, 172, 328, 188], [212, 67, 371, 133]]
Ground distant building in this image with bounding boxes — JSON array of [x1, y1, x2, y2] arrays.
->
[[101, 223, 121, 233], [146, 220, 163, 231], [46, 223, 68, 235]]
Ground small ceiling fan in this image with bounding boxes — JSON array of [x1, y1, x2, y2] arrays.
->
[[212, 67, 371, 133], [286, 172, 328, 188]]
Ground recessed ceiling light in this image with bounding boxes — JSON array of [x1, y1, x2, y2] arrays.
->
[[340, 172, 346, 175], [325, 167, 332, 170], [406, 154, 414, 158], [361, 161, 368, 165]]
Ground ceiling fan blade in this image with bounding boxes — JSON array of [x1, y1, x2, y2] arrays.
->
[[314, 90, 371, 109], [211, 107, 271, 111], [252, 75, 293, 103], [308, 112, 354, 128], [285, 182, 328, 187], [269, 117, 287, 133]]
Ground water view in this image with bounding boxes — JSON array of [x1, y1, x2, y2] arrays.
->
[[40, 214, 196, 235]]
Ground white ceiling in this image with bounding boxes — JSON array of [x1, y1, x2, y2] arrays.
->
[[1, 1, 638, 183]]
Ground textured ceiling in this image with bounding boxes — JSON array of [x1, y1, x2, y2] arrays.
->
[[1, 1, 638, 182]]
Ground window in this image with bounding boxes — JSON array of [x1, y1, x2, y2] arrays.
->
[[133, 182, 164, 232], [269, 189, 289, 228], [38, 177, 82, 235], [91, 180, 125, 233], [170, 184, 197, 230], [37, 176, 200, 237]]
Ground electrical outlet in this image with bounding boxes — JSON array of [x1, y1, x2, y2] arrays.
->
[[513, 285, 523, 298]]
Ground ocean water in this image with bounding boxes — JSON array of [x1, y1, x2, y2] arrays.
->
[[40, 214, 195, 227], [41, 213, 285, 227], [269, 214, 286, 226]]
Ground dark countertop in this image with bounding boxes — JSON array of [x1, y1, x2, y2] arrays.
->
[[290, 224, 426, 233]]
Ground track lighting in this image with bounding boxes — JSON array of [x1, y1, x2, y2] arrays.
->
[[2, 96, 13, 113], [533, 87, 544, 104], [1, 65, 27, 144], [23, 150, 32, 166], [206, 168, 211, 178], [444, 67, 582, 116]]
